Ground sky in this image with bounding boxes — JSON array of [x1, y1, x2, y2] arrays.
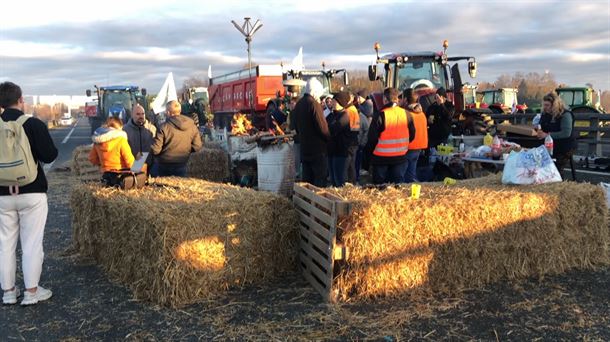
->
[[0, 0, 608, 95]]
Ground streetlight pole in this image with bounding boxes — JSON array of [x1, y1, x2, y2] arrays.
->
[[231, 17, 263, 116]]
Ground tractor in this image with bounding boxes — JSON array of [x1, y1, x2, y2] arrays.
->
[[478, 88, 527, 114], [367, 40, 477, 115], [85, 85, 147, 134], [181, 87, 209, 127], [556, 86, 605, 138]]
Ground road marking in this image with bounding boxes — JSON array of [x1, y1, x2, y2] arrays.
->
[[43, 161, 55, 173], [61, 125, 77, 144]]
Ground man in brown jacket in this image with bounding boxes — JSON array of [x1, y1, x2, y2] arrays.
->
[[150, 100, 202, 177]]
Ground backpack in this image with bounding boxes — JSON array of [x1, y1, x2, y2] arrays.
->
[[0, 115, 38, 187]]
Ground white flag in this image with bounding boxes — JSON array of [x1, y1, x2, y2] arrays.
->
[[291, 47, 304, 71], [208, 65, 212, 79], [151, 72, 178, 115]]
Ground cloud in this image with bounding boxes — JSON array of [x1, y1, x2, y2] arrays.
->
[[0, 0, 608, 94]]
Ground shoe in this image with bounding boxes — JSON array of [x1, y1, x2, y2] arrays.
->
[[2, 287, 20, 305], [21, 286, 52, 306]]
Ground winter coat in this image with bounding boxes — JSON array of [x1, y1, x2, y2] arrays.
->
[[123, 118, 157, 156], [89, 127, 135, 172], [150, 114, 203, 165]]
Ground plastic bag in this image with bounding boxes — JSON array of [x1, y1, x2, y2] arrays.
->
[[502, 146, 562, 185], [600, 183, 610, 209]]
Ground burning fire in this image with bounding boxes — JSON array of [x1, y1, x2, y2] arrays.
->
[[231, 113, 254, 136], [270, 119, 285, 136]]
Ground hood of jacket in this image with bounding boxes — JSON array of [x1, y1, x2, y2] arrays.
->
[[92, 127, 128, 152], [166, 115, 193, 131]]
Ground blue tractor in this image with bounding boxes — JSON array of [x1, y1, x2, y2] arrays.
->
[[86, 85, 147, 134]]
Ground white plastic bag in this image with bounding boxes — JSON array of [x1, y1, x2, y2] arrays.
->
[[502, 146, 562, 185]]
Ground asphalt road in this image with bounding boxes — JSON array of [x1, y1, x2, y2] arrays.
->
[[45, 118, 92, 172]]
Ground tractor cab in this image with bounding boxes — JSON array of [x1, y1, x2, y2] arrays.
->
[[556, 86, 603, 113], [368, 40, 477, 113], [478, 88, 526, 114], [86, 85, 147, 133], [283, 68, 349, 97]]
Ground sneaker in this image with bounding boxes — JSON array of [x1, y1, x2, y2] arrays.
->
[[2, 287, 20, 305], [21, 286, 52, 306]]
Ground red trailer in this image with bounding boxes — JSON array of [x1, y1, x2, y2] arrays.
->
[[208, 65, 284, 129]]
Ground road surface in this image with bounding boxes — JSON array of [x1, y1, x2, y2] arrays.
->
[[44, 118, 92, 172]]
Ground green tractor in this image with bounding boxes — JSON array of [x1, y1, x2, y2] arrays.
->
[[181, 87, 209, 127], [556, 86, 605, 137]]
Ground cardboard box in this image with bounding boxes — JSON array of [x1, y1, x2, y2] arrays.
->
[[497, 124, 537, 136]]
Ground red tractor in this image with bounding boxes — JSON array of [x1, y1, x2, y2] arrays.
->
[[367, 40, 477, 114], [478, 88, 527, 114]]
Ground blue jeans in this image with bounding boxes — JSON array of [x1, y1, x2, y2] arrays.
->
[[329, 156, 348, 187], [403, 150, 421, 183], [157, 163, 187, 177], [372, 162, 408, 184]]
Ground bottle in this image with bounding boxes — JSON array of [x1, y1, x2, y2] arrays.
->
[[544, 134, 554, 156], [491, 135, 501, 160], [484, 133, 493, 147], [459, 134, 465, 152]]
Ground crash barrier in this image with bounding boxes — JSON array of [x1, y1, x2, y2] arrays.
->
[[293, 178, 609, 302], [489, 112, 610, 156]]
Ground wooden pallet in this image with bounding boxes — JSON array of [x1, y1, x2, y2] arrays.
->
[[293, 183, 352, 302]]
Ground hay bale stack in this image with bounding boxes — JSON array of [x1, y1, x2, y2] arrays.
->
[[71, 177, 299, 307], [71, 144, 100, 182], [327, 178, 609, 301], [187, 146, 230, 182]]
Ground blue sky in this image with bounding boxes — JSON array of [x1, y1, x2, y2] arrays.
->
[[0, 0, 608, 95]]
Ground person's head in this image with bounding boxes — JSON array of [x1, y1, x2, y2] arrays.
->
[[401, 88, 418, 105], [166, 100, 182, 117], [304, 78, 324, 102], [383, 87, 399, 105], [436, 87, 447, 99], [332, 91, 351, 110], [131, 104, 146, 126], [542, 92, 566, 118], [105, 117, 123, 129], [324, 95, 333, 109], [0, 82, 24, 110]]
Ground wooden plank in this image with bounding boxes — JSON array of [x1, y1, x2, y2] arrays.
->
[[300, 236, 331, 269], [294, 196, 335, 228], [301, 265, 330, 300], [334, 202, 352, 217], [299, 224, 331, 257], [293, 184, 334, 212], [333, 244, 349, 261], [301, 247, 331, 287], [298, 211, 332, 241]]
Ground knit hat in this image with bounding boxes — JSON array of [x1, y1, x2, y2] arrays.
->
[[333, 91, 351, 108]]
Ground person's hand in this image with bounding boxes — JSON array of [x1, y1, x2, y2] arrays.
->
[[435, 94, 444, 104], [428, 115, 435, 124], [536, 130, 548, 139], [135, 152, 143, 160]]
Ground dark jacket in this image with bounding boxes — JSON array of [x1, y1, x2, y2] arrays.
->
[[364, 103, 408, 166], [123, 118, 157, 156], [151, 115, 203, 165], [293, 94, 330, 161], [326, 109, 357, 157], [540, 110, 577, 156], [0, 108, 58, 195], [427, 101, 455, 148]]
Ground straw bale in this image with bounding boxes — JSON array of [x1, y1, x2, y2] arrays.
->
[[186, 147, 230, 182], [70, 177, 299, 307], [71, 144, 100, 182], [326, 177, 609, 301]]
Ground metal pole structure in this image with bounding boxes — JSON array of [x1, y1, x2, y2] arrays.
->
[[231, 17, 263, 116]]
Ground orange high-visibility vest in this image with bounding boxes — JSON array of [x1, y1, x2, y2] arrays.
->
[[346, 105, 361, 132], [408, 110, 428, 150], [373, 105, 409, 157]]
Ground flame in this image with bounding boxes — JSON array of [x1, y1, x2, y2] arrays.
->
[[231, 113, 254, 136], [269, 119, 285, 136]]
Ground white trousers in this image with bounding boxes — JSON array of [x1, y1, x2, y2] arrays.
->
[[0, 193, 48, 290]]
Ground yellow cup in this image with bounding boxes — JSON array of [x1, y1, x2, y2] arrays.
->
[[411, 183, 421, 199], [443, 177, 457, 185]]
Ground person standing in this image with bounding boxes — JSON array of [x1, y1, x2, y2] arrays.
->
[[365, 88, 409, 184], [426, 87, 455, 149], [123, 104, 157, 173], [150, 100, 203, 177], [536, 92, 577, 176], [292, 79, 330, 187], [0, 82, 58, 305], [326, 91, 355, 187], [344, 93, 361, 184], [401, 88, 428, 183]]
